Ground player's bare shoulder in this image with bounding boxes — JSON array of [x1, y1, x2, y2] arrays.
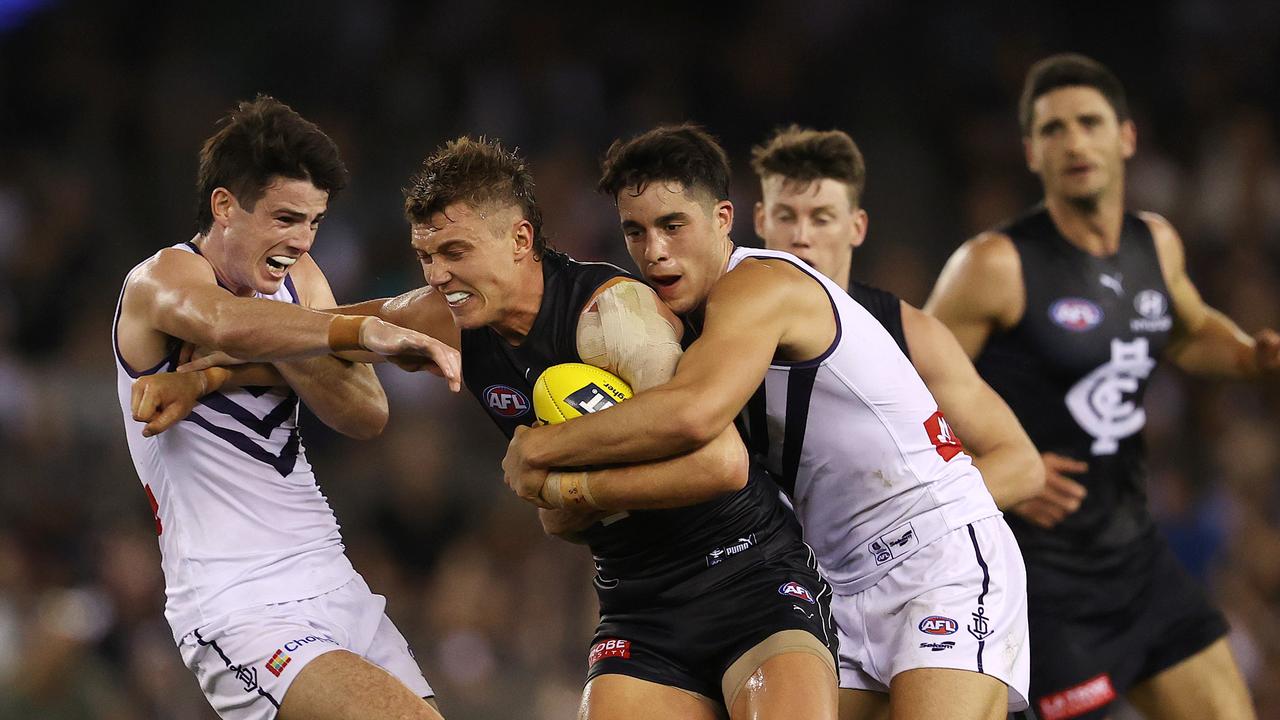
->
[[124, 244, 217, 308], [724, 256, 836, 361], [930, 231, 1025, 329], [722, 256, 817, 307], [1137, 211, 1187, 277]]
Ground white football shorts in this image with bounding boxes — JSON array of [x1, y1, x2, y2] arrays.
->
[[833, 515, 1030, 711], [178, 574, 433, 720]]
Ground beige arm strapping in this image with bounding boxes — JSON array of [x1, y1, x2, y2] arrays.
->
[[576, 280, 682, 392]]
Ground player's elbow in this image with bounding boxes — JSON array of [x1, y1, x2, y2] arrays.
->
[[668, 403, 723, 451], [338, 403, 389, 440]]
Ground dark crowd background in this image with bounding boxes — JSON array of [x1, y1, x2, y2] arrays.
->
[[1, 1, 1279, 718]]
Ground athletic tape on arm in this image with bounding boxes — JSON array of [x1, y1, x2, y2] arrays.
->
[[576, 280, 682, 392]]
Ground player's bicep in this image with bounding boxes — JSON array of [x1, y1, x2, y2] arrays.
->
[[131, 250, 235, 346], [576, 279, 683, 392], [1146, 214, 1208, 342], [673, 269, 790, 424], [904, 303, 1027, 454]]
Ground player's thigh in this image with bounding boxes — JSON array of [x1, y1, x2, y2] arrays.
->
[[278, 649, 444, 720], [729, 649, 838, 720], [839, 688, 889, 720], [889, 668, 1006, 720], [1126, 637, 1255, 720], [579, 673, 724, 720]]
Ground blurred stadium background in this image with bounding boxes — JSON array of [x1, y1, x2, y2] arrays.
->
[[1, 1, 1279, 718]]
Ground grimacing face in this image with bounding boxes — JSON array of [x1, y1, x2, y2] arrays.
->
[[755, 175, 866, 286], [1025, 85, 1135, 205], [211, 176, 329, 296], [411, 201, 534, 331], [616, 181, 735, 317]]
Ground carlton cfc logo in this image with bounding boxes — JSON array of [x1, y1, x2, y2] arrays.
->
[[484, 384, 530, 418]]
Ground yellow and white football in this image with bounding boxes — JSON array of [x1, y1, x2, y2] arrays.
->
[[533, 363, 633, 425]]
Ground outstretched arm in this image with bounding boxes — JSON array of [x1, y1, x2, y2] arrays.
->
[[122, 248, 457, 367], [1145, 213, 1280, 378], [900, 301, 1045, 508]]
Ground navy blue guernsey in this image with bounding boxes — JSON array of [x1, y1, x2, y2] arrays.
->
[[849, 281, 909, 360], [462, 251, 801, 605], [975, 205, 1173, 574]]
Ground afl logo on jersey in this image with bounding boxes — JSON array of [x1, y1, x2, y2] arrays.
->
[[1049, 298, 1104, 332], [918, 616, 959, 636], [483, 384, 530, 418]]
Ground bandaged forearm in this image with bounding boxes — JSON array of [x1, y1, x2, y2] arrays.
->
[[541, 470, 600, 510]]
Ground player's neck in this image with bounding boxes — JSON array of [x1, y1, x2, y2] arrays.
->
[[191, 232, 255, 297], [491, 260, 545, 346], [1044, 190, 1125, 257]]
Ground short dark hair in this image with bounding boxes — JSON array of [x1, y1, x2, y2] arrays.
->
[[195, 95, 348, 233], [1019, 53, 1130, 136], [750, 125, 867, 207], [598, 123, 731, 204], [403, 136, 547, 258]]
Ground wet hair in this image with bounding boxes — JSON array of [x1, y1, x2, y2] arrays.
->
[[1019, 53, 1130, 136], [598, 123, 731, 204], [403, 136, 547, 258], [195, 95, 347, 233], [750, 125, 866, 207]]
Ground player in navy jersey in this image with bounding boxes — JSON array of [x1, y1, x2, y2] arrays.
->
[[145, 136, 840, 720], [926, 53, 1278, 719], [505, 124, 1031, 719], [117, 96, 459, 720], [749, 125, 1043, 510]]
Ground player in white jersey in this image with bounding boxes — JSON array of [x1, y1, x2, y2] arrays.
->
[[115, 96, 460, 720], [749, 126, 1044, 511], [502, 125, 1030, 719]]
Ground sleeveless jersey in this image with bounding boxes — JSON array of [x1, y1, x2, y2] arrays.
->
[[975, 206, 1172, 571], [729, 248, 999, 593], [461, 251, 802, 604], [848, 281, 909, 360], [114, 242, 353, 641]]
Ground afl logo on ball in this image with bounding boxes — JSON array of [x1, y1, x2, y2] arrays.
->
[[919, 616, 958, 635], [484, 384, 530, 418], [1050, 298, 1104, 332]]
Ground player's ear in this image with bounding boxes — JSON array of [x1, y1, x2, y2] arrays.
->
[[512, 218, 536, 261], [210, 188, 235, 228], [753, 201, 766, 239], [1120, 119, 1137, 160], [1023, 137, 1040, 174], [716, 199, 734, 236], [851, 208, 868, 249]]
